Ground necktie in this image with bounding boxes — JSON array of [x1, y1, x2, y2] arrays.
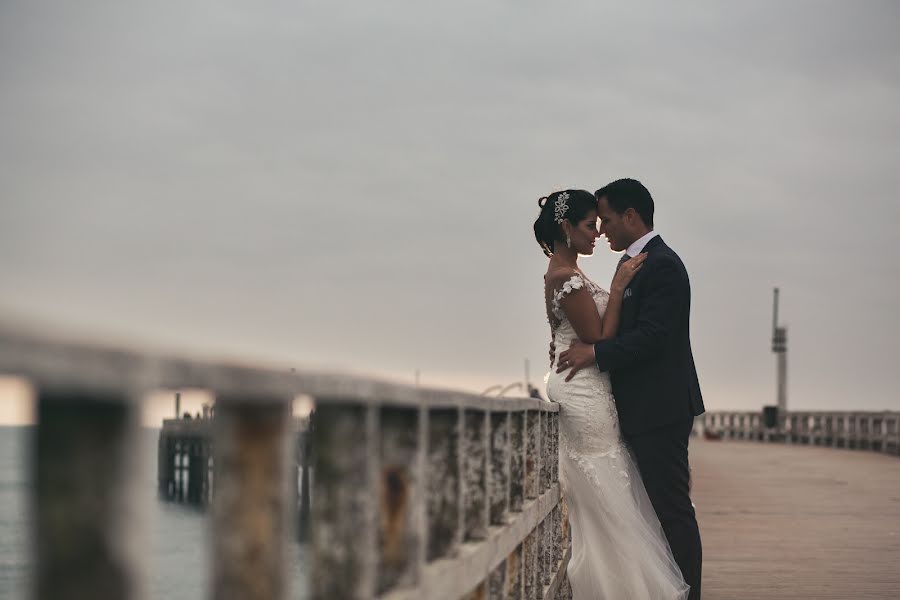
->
[[616, 253, 631, 273]]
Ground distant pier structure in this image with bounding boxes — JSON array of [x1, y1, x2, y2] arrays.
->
[[157, 415, 213, 505], [158, 404, 312, 524]]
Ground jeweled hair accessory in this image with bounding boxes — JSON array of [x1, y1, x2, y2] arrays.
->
[[554, 192, 570, 224]]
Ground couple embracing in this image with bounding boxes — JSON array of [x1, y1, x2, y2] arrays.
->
[[535, 179, 705, 599]]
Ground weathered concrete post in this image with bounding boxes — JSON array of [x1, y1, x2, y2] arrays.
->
[[463, 409, 488, 542], [310, 403, 376, 599], [426, 408, 461, 561], [32, 393, 145, 600], [525, 411, 539, 500], [211, 395, 292, 600], [415, 403, 429, 573], [377, 407, 421, 594], [487, 558, 506, 599], [489, 412, 510, 525], [509, 411, 525, 513], [541, 411, 551, 492], [535, 519, 546, 588], [551, 504, 562, 572], [523, 526, 539, 600], [506, 542, 524, 599], [550, 412, 559, 485], [543, 514, 555, 587]]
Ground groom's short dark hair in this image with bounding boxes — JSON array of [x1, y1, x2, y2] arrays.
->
[[595, 179, 654, 229]]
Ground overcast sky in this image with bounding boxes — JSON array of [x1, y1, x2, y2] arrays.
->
[[1, 1, 899, 424]]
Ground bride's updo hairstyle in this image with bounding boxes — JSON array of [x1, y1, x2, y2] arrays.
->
[[533, 189, 597, 257]]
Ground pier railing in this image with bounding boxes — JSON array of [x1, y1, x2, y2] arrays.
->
[[698, 410, 900, 456], [0, 325, 570, 600]]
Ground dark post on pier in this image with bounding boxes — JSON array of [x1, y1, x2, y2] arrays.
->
[[771, 288, 788, 414]]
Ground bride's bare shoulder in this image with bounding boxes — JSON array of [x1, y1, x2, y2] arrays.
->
[[544, 267, 582, 289]]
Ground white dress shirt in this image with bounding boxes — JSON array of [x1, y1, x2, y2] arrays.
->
[[625, 230, 658, 258]]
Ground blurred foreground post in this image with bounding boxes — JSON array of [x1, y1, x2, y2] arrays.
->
[[212, 396, 292, 600], [33, 392, 144, 600]]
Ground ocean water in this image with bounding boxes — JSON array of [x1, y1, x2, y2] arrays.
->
[[0, 426, 308, 599]]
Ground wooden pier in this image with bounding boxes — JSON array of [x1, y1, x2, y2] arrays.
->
[[691, 438, 900, 600]]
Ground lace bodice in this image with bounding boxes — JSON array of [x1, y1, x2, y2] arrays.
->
[[549, 272, 611, 348], [545, 271, 622, 455]]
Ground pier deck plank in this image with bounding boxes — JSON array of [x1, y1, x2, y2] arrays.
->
[[690, 439, 900, 600]]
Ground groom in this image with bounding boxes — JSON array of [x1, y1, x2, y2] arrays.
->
[[557, 178, 705, 600]]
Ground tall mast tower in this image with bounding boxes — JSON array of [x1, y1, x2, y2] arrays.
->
[[771, 288, 788, 412]]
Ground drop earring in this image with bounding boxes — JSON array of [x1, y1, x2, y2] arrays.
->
[[566, 234, 571, 248]]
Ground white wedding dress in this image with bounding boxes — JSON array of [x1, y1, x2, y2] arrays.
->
[[545, 272, 689, 600]]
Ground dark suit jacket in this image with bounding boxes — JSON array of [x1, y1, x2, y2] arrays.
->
[[594, 235, 705, 436]]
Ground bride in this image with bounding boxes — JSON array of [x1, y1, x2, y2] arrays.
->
[[535, 189, 689, 599]]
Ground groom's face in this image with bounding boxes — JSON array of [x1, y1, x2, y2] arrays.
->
[[596, 196, 630, 252]]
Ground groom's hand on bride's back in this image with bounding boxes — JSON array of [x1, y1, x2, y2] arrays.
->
[[556, 340, 596, 382]]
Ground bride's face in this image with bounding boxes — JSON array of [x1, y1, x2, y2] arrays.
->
[[567, 209, 600, 256]]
